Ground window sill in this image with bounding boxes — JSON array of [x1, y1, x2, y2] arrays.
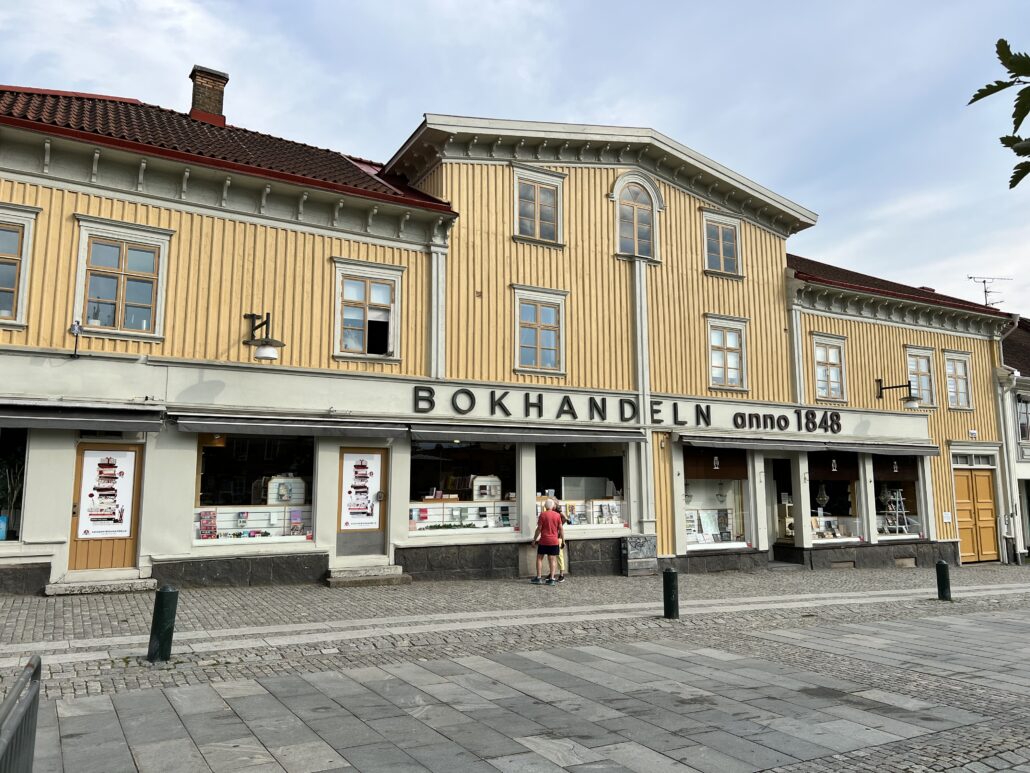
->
[[709, 386, 749, 394], [815, 397, 848, 404], [614, 252, 660, 265], [333, 353, 401, 364], [0, 320, 27, 330], [82, 328, 164, 343], [947, 406, 975, 412], [703, 269, 745, 281], [514, 367, 566, 378], [512, 235, 565, 250]]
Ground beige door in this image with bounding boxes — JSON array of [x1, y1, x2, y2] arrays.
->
[[69, 443, 143, 570], [954, 468, 998, 563]]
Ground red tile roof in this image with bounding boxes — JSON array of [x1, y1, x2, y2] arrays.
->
[[787, 253, 1010, 318], [0, 87, 452, 214]]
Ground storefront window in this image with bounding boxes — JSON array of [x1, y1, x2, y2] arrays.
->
[[536, 443, 627, 529], [409, 442, 516, 532], [873, 455, 923, 539], [684, 447, 748, 547], [808, 452, 859, 540], [769, 458, 795, 543], [194, 434, 314, 543], [0, 428, 26, 541]]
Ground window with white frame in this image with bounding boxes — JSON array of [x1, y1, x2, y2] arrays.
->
[[73, 215, 172, 338], [332, 258, 405, 359], [813, 335, 846, 400], [513, 284, 567, 373], [707, 317, 747, 389], [513, 165, 564, 244], [703, 213, 740, 275], [944, 353, 971, 408], [906, 348, 934, 405], [1018, 399, 1030, 442], [611, 173, 663, 261], [0, 204, 40, 326]]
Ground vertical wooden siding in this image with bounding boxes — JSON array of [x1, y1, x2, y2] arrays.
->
[[652, 432, 675, 555], [414, 164, 447, 202], [647, 185, 792, 402], [799, 312, 1002, 542], [441, 162, 636, 391], [0, 176, 429, 375]]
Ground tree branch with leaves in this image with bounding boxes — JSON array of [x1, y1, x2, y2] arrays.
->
[[969, 39, 1030, 188]]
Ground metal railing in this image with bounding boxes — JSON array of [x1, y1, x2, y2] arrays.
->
[[0, 656, 41, 773]]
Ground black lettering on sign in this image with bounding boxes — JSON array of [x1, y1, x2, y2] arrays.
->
[[748, 413, 761, 429], [556, 396, 578, 420], [776, 415, 790, 431], [763, 414, 775, 430], [524, 392, 544, 419], [413, 386, 436, 413], [619, 398, 639, 422], [672, 403, 689, 426], [695, 404, 712, 427], [733, 412, 746, 429], [490, 390, 511, 417], [588, 396, 607, 421], [650, 400, 664, 425], [451, 388, 476, 415]]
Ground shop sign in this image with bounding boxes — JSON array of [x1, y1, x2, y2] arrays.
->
[[413, 386, 848, 436], [77, 449, 135, 539]]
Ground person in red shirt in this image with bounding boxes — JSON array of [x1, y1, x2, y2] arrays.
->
[[532, 498, 565, 586]]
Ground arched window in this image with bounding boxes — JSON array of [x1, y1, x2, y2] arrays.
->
[[618, 184, 653, 258]]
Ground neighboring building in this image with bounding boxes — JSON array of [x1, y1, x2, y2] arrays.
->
[[0, 68, 1018, 593], [999, 318, 1030, 561]]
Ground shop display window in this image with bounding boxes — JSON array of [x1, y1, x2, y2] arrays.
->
[[409, 442, 516, 533], [808, 451, 859, 540], [769, 459, 795, 544], [0, 428, 26, 541], [873, 455, 923, 539], [684, 447, 748, 547], [194, 434, 314, 543], [536, 443, 627, 529]]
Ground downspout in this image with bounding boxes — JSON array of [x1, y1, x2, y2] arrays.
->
[[633, 259, 656, 537], [785, 269, 806, 405]]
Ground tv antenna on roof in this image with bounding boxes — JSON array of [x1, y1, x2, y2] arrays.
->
[[967, 275, 1012, 307]]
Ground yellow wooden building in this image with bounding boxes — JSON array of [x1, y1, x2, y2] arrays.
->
[[0, 68, 1017, 592]]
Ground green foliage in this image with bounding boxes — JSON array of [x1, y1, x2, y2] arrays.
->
[[971, 39, 1030, 188]]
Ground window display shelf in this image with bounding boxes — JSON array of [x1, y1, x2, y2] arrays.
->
[[408, 500, 518, 532], [876, 488, 922, 539], [542, 499, 628, 528], [193, 506, 312, 544]]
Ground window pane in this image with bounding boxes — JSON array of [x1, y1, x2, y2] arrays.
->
[[706, 237, 720, 257], [619, 235, 635, 254], [519, 302, 536, 323], [126, 247, 156, 274], [125, 279, 153, 305], [711, 350, 725, 367], [123, 305, 152, 331], [88, 273, 118, 301], [519, 217, 535, 236], [520, 326, 536, 346], [540, 348, 557, 368], [710, 328, 724, 346], [540, 329, 557, 349], [520, 346, 536, 366], [726, 331, 740, 349], [817, 366, 828, 382], [722, 240, 736, 259], [830, 382, 842, 397], [343, 279, 365, 302], [727, 369, 741, 386], [342, 328, 364, 351], [370, 282, 392, 305], [538, 204, 555, 224], [519, 199, 536, 218], [727, 352, 740, 369], [367, 314, 389, 354], [637, 208, 652, 226], [637, 223, 651, 242], [619, 204, 634, 222], [711, 366, 724, 383], [723, 257, 736, 274], [85, 301, 116, 327], [829, 347, 840, 364], [518, 182, 535, 202], [706, 251, 721, 271], [538, 221, 556, 242], [539, 305, 557, 326], [0, 260, 15, 290], [90, 241, 121, 268], [0, 291, 13, 318], [637, 239, 652, 257], [538, 186, 556, 207], [343, 306, 364, 325], [0, 227, 20, 256]]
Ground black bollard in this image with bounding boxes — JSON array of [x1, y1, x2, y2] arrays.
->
[[663, 567, 679, 619], [935, 560, 952, 602], [147, 585, 179, 663]]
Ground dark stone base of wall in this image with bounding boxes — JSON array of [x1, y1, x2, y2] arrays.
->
[[571, 538, 622, 576], [772, 541, 960, 570], [0, 562, 50, 595], [659, 550, 768, 574], [151, 553, 329, 588], [395, 544, 520, 581]]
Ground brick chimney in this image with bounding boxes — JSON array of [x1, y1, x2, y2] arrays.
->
[[189, 65, 229, 126]]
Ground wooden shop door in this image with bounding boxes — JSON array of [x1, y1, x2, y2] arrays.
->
[[68, 443, 143, 570], [954, 469, 998, 563]]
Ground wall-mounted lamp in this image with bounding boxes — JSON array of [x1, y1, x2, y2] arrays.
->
[[68, 320, 83, 359], [243, 312, 285, 361], [830, 458, 838, 472], [892, 459, 899, 473], [712, 455, 720, 470], [875, 378, 920, 409], [715, 481, 727, 504]]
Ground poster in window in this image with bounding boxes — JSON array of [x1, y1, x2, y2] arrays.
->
[[340, 453, 382, 530], [77, 450, 135, 539]]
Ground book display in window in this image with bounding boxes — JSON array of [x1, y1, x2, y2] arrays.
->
[[192, 506, 312, 542], [408, 500, 517, 531]]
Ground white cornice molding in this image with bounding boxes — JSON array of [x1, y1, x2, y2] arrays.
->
[[385, 115, 817, 238]]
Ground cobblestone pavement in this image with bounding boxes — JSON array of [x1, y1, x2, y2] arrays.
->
[[9, 565, 1030, 771]]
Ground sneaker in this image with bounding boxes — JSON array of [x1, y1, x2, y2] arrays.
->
[[556, 574, 566, 583], [545, 577, 557, 586], [530, 576, 543, 584]]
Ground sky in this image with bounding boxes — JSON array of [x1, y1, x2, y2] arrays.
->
[[0, 0, 1027, 310]]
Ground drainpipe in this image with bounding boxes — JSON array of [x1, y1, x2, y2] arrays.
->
[[633, 259, 656, 538]]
